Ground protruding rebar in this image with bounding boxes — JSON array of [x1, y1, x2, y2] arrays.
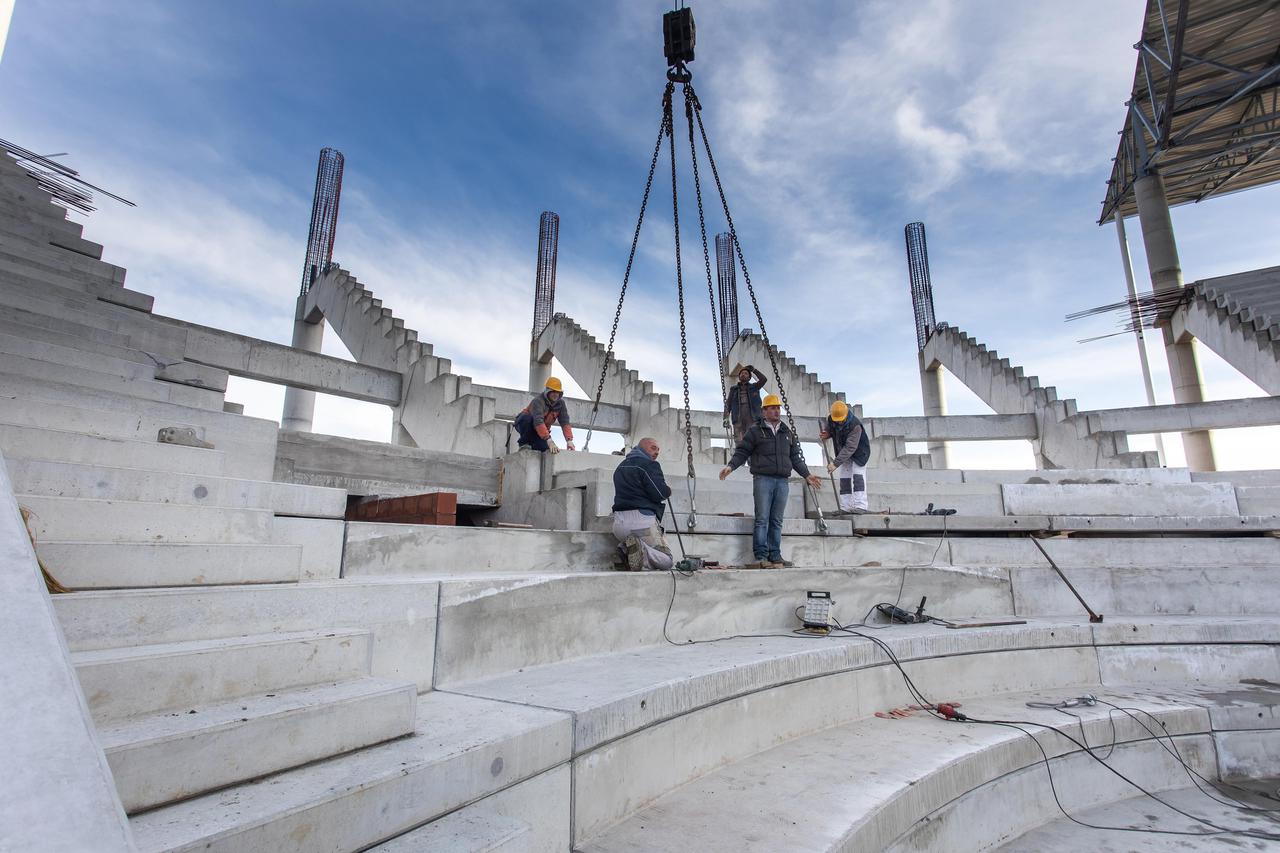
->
[[532, 211, 560, 340], [904, 222, 937, 351], [299, 148, 344, 296]]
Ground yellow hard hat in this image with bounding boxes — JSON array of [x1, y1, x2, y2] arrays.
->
[[762, 394, 782, 408], [830, 401, 849, 422], [545, 377, 563, 393]]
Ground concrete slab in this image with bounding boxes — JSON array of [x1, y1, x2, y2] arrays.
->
[[73, 628, 372, 721], [8, 458, 345, 517], [128, 692, 571, 853], [1003, 483, 1240, 517], [0, 422, 227, 476], [102, 676, 416, 813], [368, 765, 569, 853], [54, 580, 440, 689], [19, 495, 273, 544], [35, 541, 305, 588], [433, 568, 1015, 683]]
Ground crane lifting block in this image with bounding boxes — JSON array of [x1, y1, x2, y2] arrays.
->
[[663, 7, 696, 66]]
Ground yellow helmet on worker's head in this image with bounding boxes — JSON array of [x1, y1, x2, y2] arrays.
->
[[762, 394, 782, 408], [545, 377, 563, 393], [830, 401, 849, 422]]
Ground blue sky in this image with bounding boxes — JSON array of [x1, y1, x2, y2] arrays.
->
[[2, 0, 1278, 468]]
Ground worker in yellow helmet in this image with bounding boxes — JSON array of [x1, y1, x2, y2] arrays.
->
[[719, 393, 822, 568], [819, 400, 870, 514], [514, 377, 575, 453]]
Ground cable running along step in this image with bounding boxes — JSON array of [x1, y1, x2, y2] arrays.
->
[[581, 6, 806, 532]]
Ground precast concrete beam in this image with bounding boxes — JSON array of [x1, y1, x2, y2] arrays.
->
[[154, 315, 401, 406], [1083, 395, 1280, 434], [868, 413, 1038, 442]]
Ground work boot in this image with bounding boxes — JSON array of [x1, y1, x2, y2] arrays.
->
[[623, 536, 646, 572], [742, 559, 771, 569], [768, 557, 794, 568]]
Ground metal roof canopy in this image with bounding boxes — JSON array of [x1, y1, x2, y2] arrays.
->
[[1100, 0, 1280, 224]]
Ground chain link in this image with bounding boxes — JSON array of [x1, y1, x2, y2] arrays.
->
[[687, 84, 798, 437], [683, 84, 729, 447], [669, 85, 697, 499], [583, 81, 675, 452]]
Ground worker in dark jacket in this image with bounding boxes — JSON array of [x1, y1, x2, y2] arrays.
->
[[719, 395, 822, 568], [611, 438, 674, 571], [820, 400, 871, 514], [723, 363, 768, 442], [514, 377, 574, 453]]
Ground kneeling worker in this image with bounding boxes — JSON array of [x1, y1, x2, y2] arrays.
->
[[611, 437, 674, 571], [719, 395, 822, 568], [514, 377, 575, 453], [820, 400, 870, 514]]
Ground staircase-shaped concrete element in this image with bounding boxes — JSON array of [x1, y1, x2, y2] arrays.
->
[[922, 323, 1158, 469], [535, 313, 721, 461], [303, 264, 511, 455], [1175, 266, 1280, 394]]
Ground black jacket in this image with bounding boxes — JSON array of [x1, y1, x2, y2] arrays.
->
[[728, 420, 812, 479], [612, 448, 672, 516], [827, 414, 870, 467]]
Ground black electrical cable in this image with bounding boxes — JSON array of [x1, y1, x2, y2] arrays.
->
[[829, 625, 1280, 841]]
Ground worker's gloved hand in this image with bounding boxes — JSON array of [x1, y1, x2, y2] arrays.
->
[[718, 466, 732, 481], [547, 441, 560, 454], [806, 474, 822, 488], [566, 442, 576, 451], [722, 417, 730, 429], [819, 430, 829, 440], [826, 462, 837, 474]]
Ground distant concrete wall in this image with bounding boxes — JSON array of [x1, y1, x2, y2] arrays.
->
[[0, 454, 135, 852]]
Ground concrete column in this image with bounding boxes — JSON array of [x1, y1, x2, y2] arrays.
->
[[1133, 172, 1216, 471], [919, 359, 951, 468], [281, 294, 324, 432], [1115, 215, 1166, 466], [528, 341, 553, 394]]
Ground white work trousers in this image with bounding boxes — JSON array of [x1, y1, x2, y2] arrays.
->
[[836, 460, 868, 512], [611, 509, 674, 571]]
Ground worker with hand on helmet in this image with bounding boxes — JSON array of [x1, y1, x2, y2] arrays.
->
[[718, 394, 822, 569], [514, 377, 575, 453], [820, 400, 870, 514], [723, 363, 768, 442]]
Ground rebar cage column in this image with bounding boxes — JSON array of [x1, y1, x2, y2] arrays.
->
[[715, 232, 739, 362], [283, 147, 344, 433], [529, 211, 560, 393], [905, 222, 949, 467]]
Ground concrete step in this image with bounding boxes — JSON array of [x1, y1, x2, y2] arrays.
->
[[127, 692, 569, 853], [35, 540, 306, 588], [0, 238, 126, 287], [54, 580, 441, 691], [0, 301, 135, 349], [578, 684, 1246, 852], [73, 628, 373, 722], [0, 377, 273, 479], [0, 328, 156, 381], [0, 423, 226, 476], [102, 677, 417, 813], [8, 458, 345, 517], [0, 349, 223, 410], [1235, 485, 1280, 515], [369, 803, 531, 851], [19, 495, 273, 544], [0, 312, 157, 368], [1001, 482, 1240, 517], [0, 252, 151, 312], [0, 275, 186, 357]]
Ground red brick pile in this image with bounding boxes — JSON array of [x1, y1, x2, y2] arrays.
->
[[346, 492, 457, 525]]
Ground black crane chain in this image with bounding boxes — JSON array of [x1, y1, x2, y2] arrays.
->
[[583, 80, 675, 452], [669, 86, 696, 485], [682, 84, 728, 428], [687, 83, 799, 437]]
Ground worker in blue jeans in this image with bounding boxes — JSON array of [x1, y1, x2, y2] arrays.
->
[[719, 394, 821, 568]]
